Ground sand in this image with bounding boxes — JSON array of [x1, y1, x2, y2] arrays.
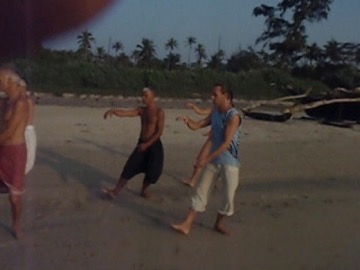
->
[[0, 101, 359, 270]]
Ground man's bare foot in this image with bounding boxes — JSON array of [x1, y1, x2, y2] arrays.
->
[[214, 225, 231, 236], [140, 189, 152, 199], [12, 226, 23, 240], [101, 187, 118, 199], [181, 179, 195, 188], [171, 223, 190, 235]]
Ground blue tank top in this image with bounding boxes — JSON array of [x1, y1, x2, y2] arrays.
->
[[210, 107, 241, 166]]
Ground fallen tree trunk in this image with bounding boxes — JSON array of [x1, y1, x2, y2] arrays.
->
[[284, 97, 360, 114], [242, 88, 360, 123], [242, 89, 311, 112], [244, 98, 360, 123]]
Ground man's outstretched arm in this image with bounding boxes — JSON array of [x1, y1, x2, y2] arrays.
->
[[176, 113, 211, 131], [103, 107, 142, 119], [186, 102, 212, 116]]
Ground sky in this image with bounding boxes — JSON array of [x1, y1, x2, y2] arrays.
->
[[44, 0, 360, 60]]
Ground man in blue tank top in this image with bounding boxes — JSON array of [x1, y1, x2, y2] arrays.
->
[[172, 83, 242, 235]]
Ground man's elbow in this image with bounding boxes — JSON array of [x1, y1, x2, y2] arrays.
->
[[190, 123, 201, 130], [224, 141, 232, 151]]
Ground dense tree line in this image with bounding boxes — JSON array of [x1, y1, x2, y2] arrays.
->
[[6, 0, 360, 98]]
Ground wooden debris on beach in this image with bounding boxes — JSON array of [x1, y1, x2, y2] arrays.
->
[[242, 87, 360, 126]]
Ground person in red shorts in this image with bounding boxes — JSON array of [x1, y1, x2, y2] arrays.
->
[[0, 67, 30, 239]]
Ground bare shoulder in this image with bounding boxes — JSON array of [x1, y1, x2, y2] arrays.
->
[[156, 106, 165, 118], [14, 96, 29, 108], [157, 106, 164, 114], [27, 94, 36, 104]]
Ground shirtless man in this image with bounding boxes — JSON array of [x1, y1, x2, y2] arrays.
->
[[0, 82, 36, 174], [102, 87, 165, 199], [0, 68, 30, 238]]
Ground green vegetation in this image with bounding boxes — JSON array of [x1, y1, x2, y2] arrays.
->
[[3, 0, 359, 100], [12, 56, 330, 99]]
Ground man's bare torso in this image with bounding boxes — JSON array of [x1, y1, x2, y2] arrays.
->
[[3, 96, 29, 145], [139, 105, 162, 142]]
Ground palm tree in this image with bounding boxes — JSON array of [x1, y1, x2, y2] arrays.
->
[[165, 38, 179, 70], [208, 49, 225, 70], [133, 38, 156, 68], [185, 36, 196, 67], [164, 53, 181, 70], [165, 38, 178, 53], [77, 30, 95, 60], [95, 46, 106, 63], [131, 50, 140, 65], [324, 39, 343, 65], [195, 43, 206, 67], [112, 41, 124, 55]]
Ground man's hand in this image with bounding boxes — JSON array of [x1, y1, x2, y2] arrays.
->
[[138, 143, 149, 152], [176, 116, 189, 124], [186, 102, 196, 110], [103, 109, 113, 119]]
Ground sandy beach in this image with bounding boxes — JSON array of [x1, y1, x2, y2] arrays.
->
[[0, 100, 359, 270]]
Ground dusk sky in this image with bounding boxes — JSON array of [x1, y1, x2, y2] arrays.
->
[[44, 0, 360, 60]]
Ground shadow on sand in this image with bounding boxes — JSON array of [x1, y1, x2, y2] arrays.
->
[[35, 145, 178, 232]]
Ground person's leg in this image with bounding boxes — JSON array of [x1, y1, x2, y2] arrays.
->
[[171, 209, 197, 235], [102, 145, 143, 198], [182, 139, 211, 187], [181, 166, 203, 188], [9, 193, 23, 238], [140, 181, 151, 198], [215, 165, 239, 235], [142, 140, 164, 198], [214, 213, 230, 235], [172, 164, 218, 235], [102, 176, 128, 199]]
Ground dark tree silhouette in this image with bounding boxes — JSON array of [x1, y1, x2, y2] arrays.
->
[[185, 36, 197, 67], [77, 30, 96, 61], [133, 38, 156, 68], [253, 0, 333, 67]]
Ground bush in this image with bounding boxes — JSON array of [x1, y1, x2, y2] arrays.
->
[[10, 58, 330, 100]]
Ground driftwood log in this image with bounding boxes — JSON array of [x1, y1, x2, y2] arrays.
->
[[242, 88, 360, 125], [242, 89, 311, 112], [284, 97, 360, 114]]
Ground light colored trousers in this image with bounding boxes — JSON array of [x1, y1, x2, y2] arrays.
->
[[191, 163, 240, 216], [25, 125, 37, 174]]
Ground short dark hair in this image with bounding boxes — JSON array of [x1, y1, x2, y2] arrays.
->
[[143, 87, 157, 97], [213, 83, 233, 103]]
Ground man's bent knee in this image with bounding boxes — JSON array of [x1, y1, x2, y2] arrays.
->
[[9, 193, 23, 205]]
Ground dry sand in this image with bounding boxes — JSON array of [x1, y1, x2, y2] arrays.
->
[[0, 101, 359, 270]]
